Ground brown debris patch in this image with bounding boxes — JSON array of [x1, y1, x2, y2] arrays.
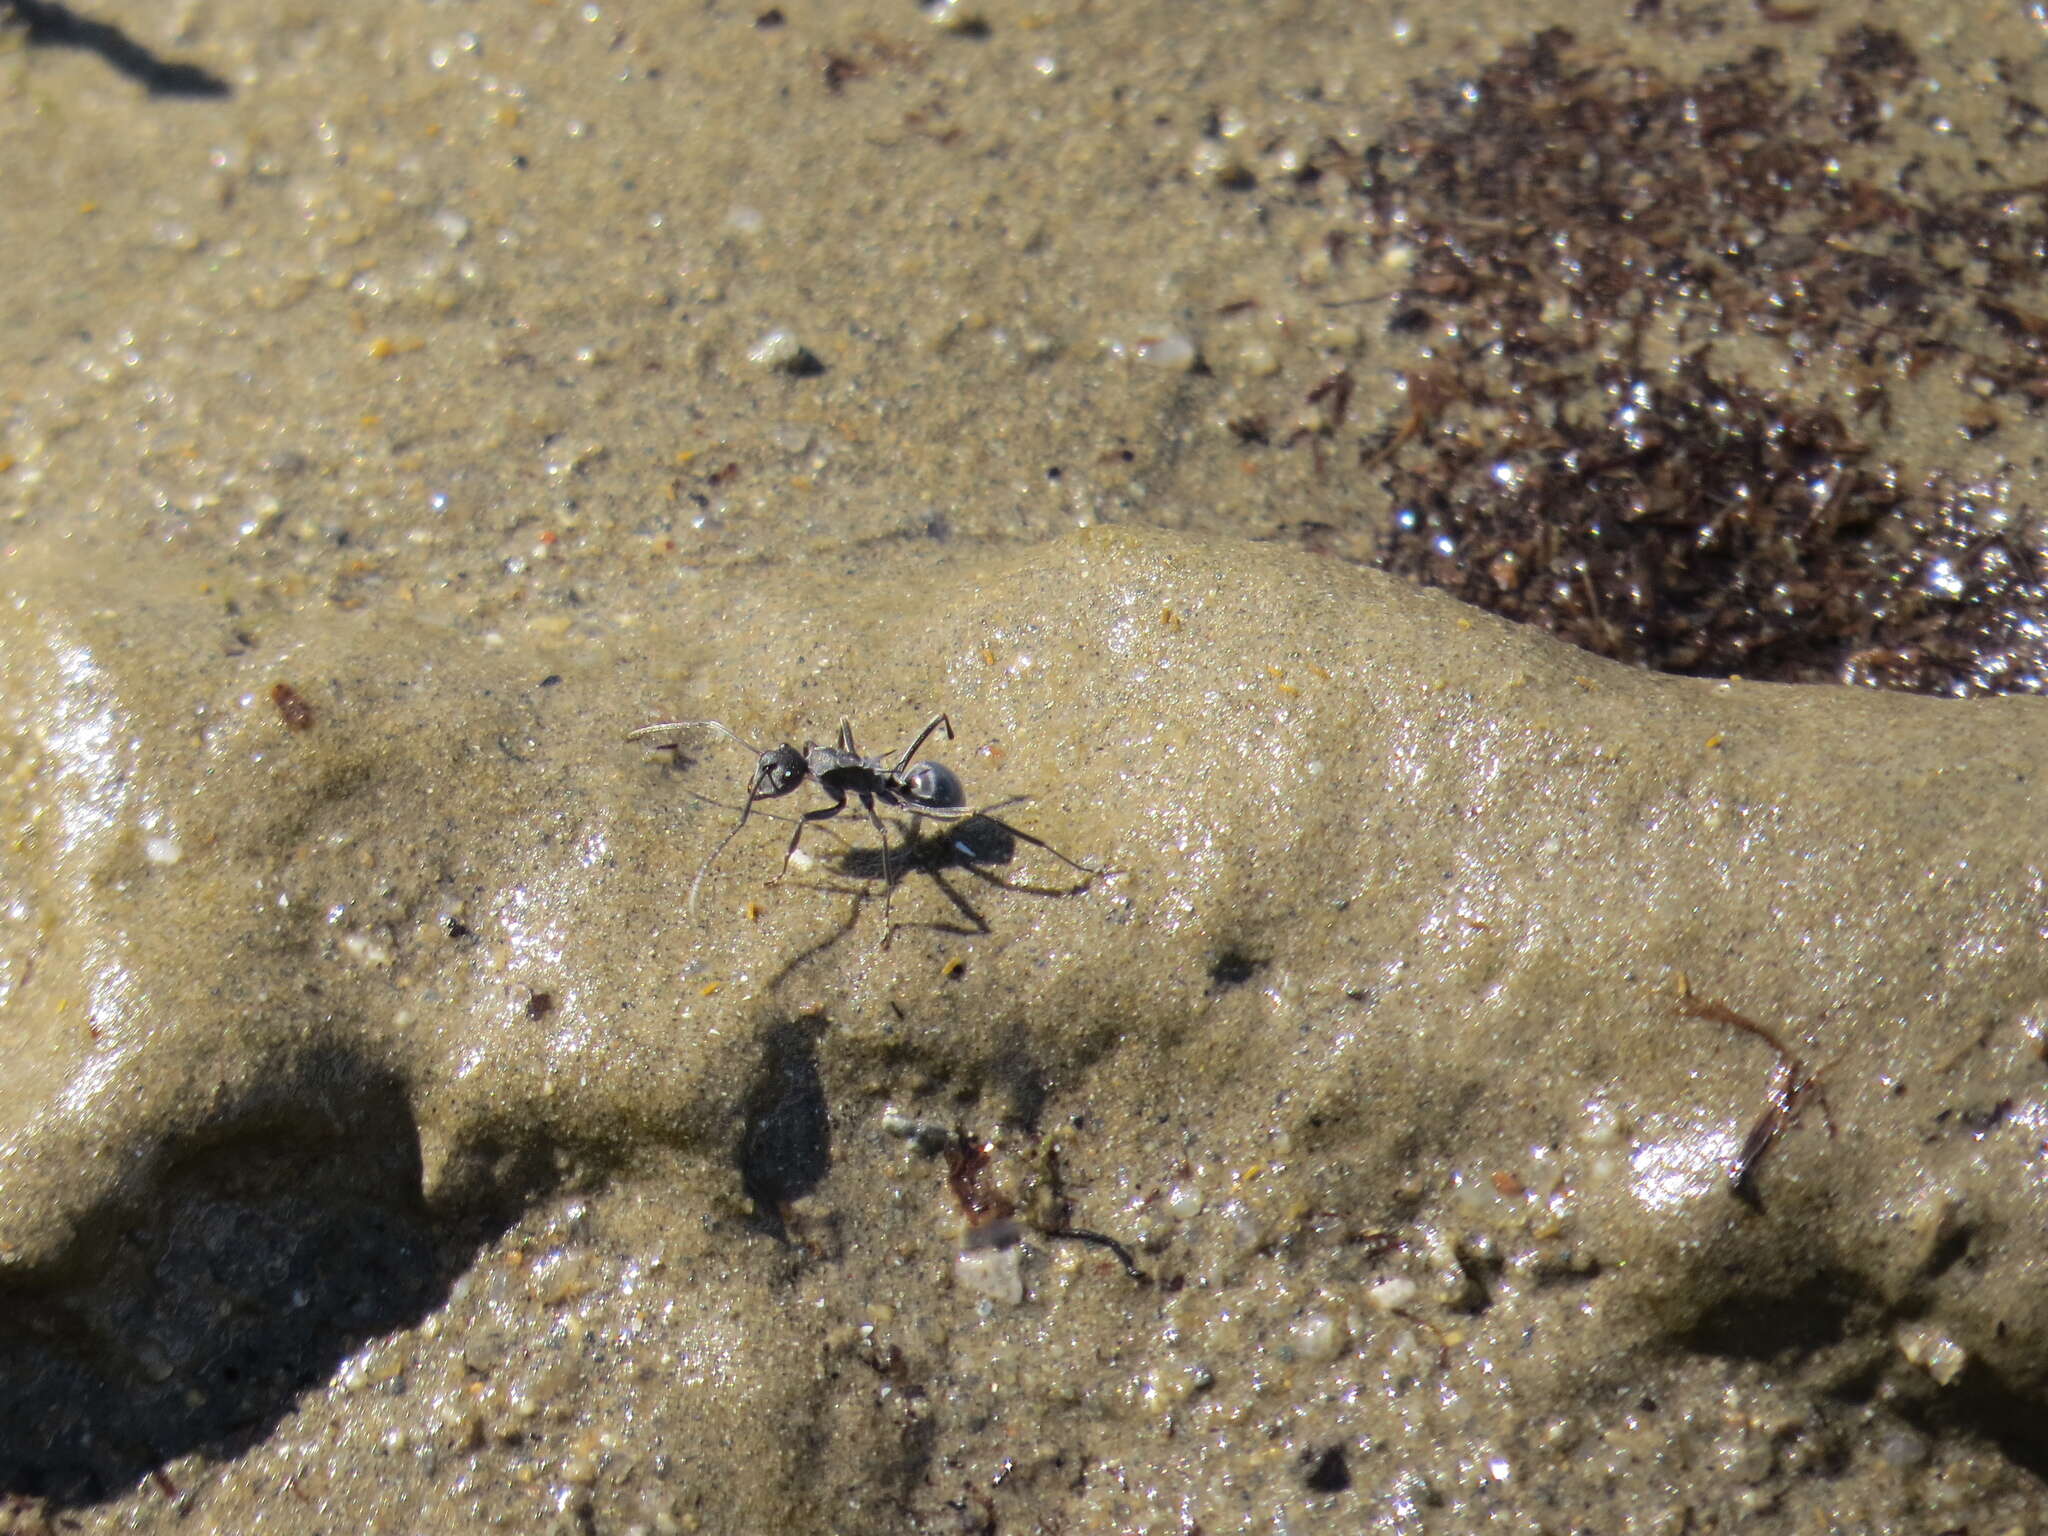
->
[[1290, 26, 2048, 695]]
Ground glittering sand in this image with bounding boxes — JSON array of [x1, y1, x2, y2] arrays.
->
[[5, 0, 2048, 1529]]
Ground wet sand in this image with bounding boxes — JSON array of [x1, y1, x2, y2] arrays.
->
[[4, 0, 2048, 1530]]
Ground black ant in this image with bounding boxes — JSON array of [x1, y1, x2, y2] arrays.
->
[[630, 712, 1069, 919]]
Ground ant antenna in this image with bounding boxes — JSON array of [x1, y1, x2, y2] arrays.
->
[[889, 711, 955, 774], [627, 718, 776, 915], [685, 821, 749, 916], [625, 718, 763, 755]]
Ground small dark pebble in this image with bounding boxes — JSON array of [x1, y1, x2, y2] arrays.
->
[[270, 682, 314, 731]]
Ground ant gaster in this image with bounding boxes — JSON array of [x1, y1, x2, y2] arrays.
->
[[626, 712, 971, 916]]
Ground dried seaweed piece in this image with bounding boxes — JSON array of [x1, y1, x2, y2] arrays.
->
[[1679, 997, 1835, 1208]]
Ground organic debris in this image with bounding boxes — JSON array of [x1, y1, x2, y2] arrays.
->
[[1287, 25, 2048, 694]]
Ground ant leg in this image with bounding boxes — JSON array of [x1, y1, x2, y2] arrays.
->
[[978, 813, 1105, 874], [777, 790, 846, 880], [837, 720, 859, 754], [889, 713, 954, 773], [859, 790, 895, 918]]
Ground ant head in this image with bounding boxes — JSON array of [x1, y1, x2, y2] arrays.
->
[[751, 744, 808, 800], [900, 760, 964, 812]]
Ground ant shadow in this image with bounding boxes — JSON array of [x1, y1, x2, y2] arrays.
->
[[741, 803, 1106, 984], [7, 0, 230, 96], [836, 798, 1106, 941]]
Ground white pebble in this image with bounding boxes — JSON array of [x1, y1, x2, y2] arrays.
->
[[1219, 1199, 1264, 1254], [955, 1246, 1023, 1306], [747, 329, 807, 371], [1291, 1311, 1348, 1363], [878, 1109, 948, 1154], [1189, 140, 1252, 187], [1896, 1324, 1968, 1386], [1579, 1102, 1630, 1149], [1166, 1183, 1204, 1219], [1233, 341, 1279, 378], [1367, 1277, 1419, 1312], [1132, 326, 1199, 371], [920, 0, 986, 31], [143, 835, 183, 866], [1878, 1427, 1929, 1468], [341, 930, 395, 967]]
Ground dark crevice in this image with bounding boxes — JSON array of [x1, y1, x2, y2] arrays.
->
[[1208, 950, 1264, 990], [1684, 1277, 2048, 1484], [0, 1047, 525, 1508], [1678, 1273, 1854, 1362], [1303, 1443, 1351, 1492], [1907, 1354, 2048, 1485], [1921, 1219, 1978, 1282]]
